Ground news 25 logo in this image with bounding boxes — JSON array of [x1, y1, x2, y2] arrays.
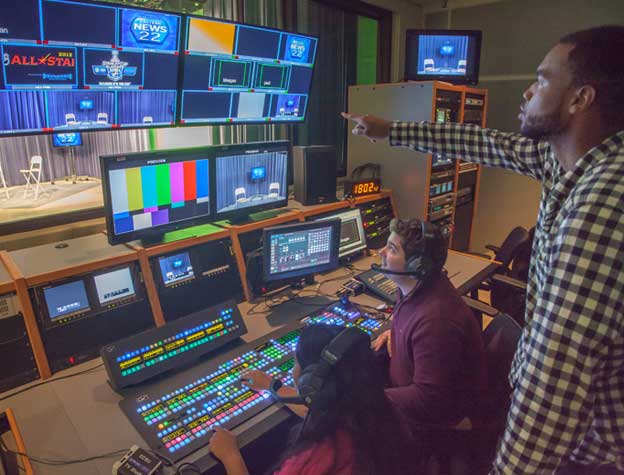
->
[[130, 16, 169, 45]]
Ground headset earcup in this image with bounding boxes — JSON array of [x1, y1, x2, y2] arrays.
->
[[296, 364, 323, 404]]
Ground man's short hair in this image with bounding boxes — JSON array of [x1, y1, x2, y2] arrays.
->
[[559, 26, 624, 126], [389, 218, 424, 261]]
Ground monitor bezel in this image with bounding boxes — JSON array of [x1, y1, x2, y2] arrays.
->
[[262, 219, 341, 282], [0, 0, 183, 138], [212, 140, 291, 223], [404, 29, 482, 86], [100, 145, 214, 245]]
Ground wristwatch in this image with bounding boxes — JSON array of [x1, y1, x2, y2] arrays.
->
[[269, 378, 283, 393]]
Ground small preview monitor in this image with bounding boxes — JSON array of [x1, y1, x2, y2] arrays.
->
[[404, 29, 482, 85], [52, 132, 82, 147], [263, 219, 341, 282], [314, 208, 367, 258], [100, 147, 212, 245], [214, 140, 289, 222], [43, 279, 90, 322], [94, 267, 136, 305], [158, 251, 194, 286]]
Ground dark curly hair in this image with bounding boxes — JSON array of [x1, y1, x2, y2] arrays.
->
[[389, 218, 447, 277], [559, 26, 624, 126], [269, 324, 422, 475]]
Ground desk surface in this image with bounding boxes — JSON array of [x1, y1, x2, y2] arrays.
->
[[0, 252, 497, 474], [8, 234, 135, 280]]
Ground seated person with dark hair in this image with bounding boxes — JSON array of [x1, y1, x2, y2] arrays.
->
[[372, 218, 487, 434], [208, 324, 421, 475]]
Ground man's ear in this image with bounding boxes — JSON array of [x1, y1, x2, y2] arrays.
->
[[569, 84, 596, 115]]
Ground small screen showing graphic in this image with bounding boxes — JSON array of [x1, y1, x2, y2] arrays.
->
[[158, 252, 194, 286], [94, 267, 136, 305], [43, 280, 90, 321], [52, 132, 82, 147]]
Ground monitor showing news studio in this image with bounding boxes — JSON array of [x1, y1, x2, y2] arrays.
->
[[0, 0, 181, 136]]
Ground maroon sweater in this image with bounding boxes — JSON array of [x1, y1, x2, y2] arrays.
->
[[385, 273, 487, 427]]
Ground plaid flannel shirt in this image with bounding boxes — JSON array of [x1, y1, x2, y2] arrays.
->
[[389, 121, 624, 474]]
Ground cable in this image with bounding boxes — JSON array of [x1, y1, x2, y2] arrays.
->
[[0, 362, 104, 402], [0, 438, 125, 466]]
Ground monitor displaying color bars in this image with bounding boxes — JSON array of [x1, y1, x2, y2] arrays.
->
[[101, 147, 212, 245]]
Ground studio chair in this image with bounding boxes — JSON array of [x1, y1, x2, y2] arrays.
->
[[471, 226, 532, 327], [96, 112, 108, 125], [65, 113, 77, 126], [142, 116, 154, 124], [457, 59, 467, 73], [426, 299, 522, 475], [424, 58, 435, 71], [235, 187, 249, 204], [268, 182, 280, 199], [20, 155, 44, 200]]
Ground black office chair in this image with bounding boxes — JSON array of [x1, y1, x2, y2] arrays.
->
[[472, 226, 533, 327], [426, 300, 522, 475]]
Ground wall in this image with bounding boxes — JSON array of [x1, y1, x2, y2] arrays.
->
[[426, 0, 624, 252]]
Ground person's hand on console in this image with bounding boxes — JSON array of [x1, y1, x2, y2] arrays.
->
[[240, 370, 272, 391], [341, 112, 392, 142], [209, 426, 249, 475], [372, 329, 392, 357]]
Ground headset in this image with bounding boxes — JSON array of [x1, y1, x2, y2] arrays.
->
[[269, 327, 369, 407], [371, 220, 447, 280]]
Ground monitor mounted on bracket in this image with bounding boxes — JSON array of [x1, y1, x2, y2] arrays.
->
[[404, 29, 482, 85]]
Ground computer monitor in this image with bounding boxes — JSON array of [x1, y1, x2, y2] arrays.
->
[[100, 146, 212, 245], [179, 15, 317, 125], [404, 29, 482, 85], [314, 208, 367, 259], [262, 219, 341, 282], [213, 140, 289, 222], [42, 279, 90, 324], [52, 132, 82, 147], [0, 0, 181, 136], [93, 267, 136, 305], [158, 251, 195, 287]]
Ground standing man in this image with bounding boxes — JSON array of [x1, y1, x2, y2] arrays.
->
[[343, 26, 624, 475]]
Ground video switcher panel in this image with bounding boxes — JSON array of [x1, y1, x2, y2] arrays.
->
[[120, 301, 388, 462]]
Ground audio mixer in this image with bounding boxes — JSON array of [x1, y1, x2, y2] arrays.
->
[[120, 301, 388, 462]]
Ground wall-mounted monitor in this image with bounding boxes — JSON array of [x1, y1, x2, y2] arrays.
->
[[263, 219, 341, 282], [213, 140, 289, 222], [0, 0, 181, 136], [404, 29, 482, 85], [100, 146, 212, 245], [52, 132, 82, 147], [179, 16, 317, 125]]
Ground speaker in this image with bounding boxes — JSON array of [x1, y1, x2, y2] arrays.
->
[[293, 145, 337, 205]]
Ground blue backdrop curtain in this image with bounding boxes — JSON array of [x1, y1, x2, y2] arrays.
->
[[417, 35, 469, 71], [117, 91, 176, 124], [45, 91, 115, 127], [0, 91, 46, 131], [216, 151, 287, 209]]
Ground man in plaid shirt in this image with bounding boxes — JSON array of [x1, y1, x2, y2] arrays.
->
[[344, 26, 623, 475]]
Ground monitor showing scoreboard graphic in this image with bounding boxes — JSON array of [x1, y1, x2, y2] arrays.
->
[[179, 16, 317, 125], [100, 147, 212, 245], [0, 0, 181, 136]]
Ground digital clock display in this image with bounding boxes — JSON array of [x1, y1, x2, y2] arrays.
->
[[347, 179, 380, 196]]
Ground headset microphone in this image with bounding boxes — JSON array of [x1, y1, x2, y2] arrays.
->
[[370, 263, 422, 276]]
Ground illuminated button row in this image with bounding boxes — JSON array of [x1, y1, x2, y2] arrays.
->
[[164, 392, 271, 453], [331, 306, 360, 319], [117, 309, 235, 363], [121, 323, 238, 376]]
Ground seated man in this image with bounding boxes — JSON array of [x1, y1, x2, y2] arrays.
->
[[373, 218, 487, 432]]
